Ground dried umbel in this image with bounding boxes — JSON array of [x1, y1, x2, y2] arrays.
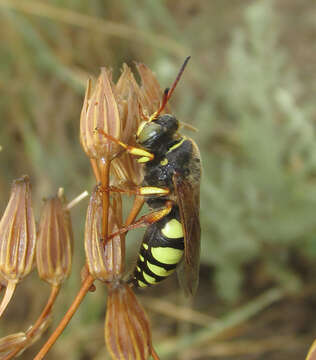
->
[[36, 195, 73, 286], [105, 282, 152, 360], [84, 187, 123, 282], [0, 176, 36, 317]]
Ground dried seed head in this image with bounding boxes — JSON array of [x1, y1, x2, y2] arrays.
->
[[84, 187, 123, 282], [80, 68, 121, 159], [0, 176, 36, 283], [105, 283, 152, 360], [36, 195, 73, 286]]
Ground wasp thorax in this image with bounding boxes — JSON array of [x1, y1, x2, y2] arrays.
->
[[136, 114, 179, 154]]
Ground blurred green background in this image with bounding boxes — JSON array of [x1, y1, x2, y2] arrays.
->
[[1, 0, 316, 359]]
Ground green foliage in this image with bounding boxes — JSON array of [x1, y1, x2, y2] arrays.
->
[[200, 1, 316, 301]]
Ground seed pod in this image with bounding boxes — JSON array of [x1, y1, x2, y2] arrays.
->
[[36, 195, 73, 286], [80, 68, 121, 159], [84, 187, 123, 282], [0, 176, 36, 317], [105, 282, 152, 360]]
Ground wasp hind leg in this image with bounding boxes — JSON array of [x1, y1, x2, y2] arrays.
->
[[106, 201, 173, 241]]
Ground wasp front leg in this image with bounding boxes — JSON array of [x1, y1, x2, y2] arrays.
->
[[96, 128, 154, 163]]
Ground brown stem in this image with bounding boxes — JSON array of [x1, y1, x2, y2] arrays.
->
[[151, 347, 161, 360], [4, 284, 60, 360], [90, 158, 101, 182], [33, 275, 94, 360]]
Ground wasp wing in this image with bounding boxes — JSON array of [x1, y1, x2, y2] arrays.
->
[[173, 169, 201, 296]]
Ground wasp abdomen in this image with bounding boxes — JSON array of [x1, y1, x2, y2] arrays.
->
[[133, 206, 184, 288]]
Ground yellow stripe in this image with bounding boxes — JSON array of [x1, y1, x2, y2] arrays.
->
[[147, 261, 174, 277], [143, 243, 148, 250], [139, 254, 144, 262], [138, 280, 147, 288], [151, 247, 183, 265], [166, 137, 186, 154], [143, 272, 156, 284], [136, 266, 141, 272], [160, 158, 168, 166], [161, 219, 184, 239]]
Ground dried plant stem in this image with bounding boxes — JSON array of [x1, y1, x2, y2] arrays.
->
[[34, 275, 94, 360], [66, 190, 89, 210], [157, 288, 284, 358], [151, 347, 160, 360], [4, 284, 60, 360], [0, 281, 16, 318]]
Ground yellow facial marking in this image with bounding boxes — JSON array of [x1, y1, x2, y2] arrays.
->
[[143, 243, 149, 250], [160, 158, 168, 166], [166, 137, 186, 154], [139, 254, 144, 262], [161, 219, 184, 239], [138, 280, 147, 288], [143, 272, 156, 284], [139, 187, 169, 195], [137, 121, 147, 137], [151, 247, 183, 265], [147, 261, 174, 277]]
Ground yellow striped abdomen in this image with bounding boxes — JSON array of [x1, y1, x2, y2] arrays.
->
[[133, 206, 184, 288]]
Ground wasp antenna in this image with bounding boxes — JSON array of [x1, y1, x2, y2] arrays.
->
[[156, 56, 191, 117]]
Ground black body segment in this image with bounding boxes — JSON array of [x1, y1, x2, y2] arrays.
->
[[131, 114, 201, 292]]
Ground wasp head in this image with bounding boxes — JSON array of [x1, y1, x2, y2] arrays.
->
[[136, 114, 179, 154]]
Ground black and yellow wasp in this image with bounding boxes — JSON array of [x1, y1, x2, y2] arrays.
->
[[103, 57, 201, 295]]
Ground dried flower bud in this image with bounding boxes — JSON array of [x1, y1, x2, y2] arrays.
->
[[0, 176, 36, 317], [84, 187, 123, 282], [0, 176, 36, 282], [36, 195, 73, 286], [105, 282, 152, 360], [80, 68, 121, 159]]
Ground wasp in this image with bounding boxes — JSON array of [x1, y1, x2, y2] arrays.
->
[[101, 57, 201, 295]]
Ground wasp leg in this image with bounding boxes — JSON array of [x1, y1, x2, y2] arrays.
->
[[106, 201, 173, 241], [102, 185, 170, 197], [96, 128, 154, 163]]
